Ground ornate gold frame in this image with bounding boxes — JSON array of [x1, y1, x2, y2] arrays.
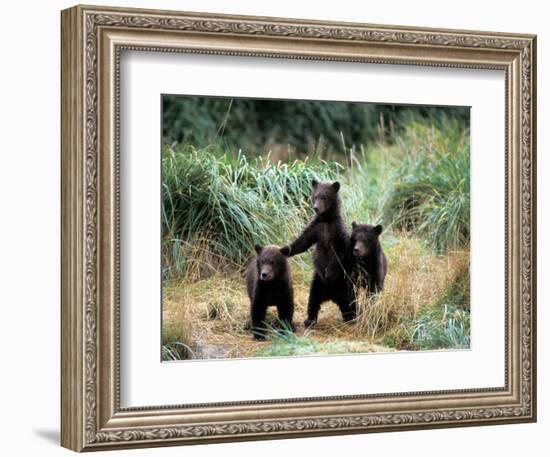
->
[[61, 4, 537, 452]]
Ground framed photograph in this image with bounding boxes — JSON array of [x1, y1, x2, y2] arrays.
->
[[61, 4, 537, 452]]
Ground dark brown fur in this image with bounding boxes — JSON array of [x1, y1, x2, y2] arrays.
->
[[350, 222, 387, 293], [284, 181, 355, 327], [246, 245, 295, 340]]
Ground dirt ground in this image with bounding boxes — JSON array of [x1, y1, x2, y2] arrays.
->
[[162, 267, 394, 359], [162, 239, 469, 360]]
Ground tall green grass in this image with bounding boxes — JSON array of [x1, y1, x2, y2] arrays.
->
[[382, 120, 470, 253], [162, 119, 470, 279], [407, 304, 471, 350], [162, 144, 340, 278]]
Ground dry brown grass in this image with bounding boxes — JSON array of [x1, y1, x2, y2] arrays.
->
[[353, 235, 469, 339], [162, 234, 470, 359], [164, 235, 245, 281]]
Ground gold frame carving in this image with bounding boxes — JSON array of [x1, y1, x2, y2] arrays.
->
[[61, 4, 537, 452]]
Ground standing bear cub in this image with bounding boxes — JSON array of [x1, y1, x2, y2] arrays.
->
[[350, 222, 388, 293], [284, 180, 355, 327], [246, 244, 295, 340]]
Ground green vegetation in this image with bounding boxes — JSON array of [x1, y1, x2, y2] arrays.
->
[[409, 304, 470, 350], [162, 318, 195, 360], [162, 119, 469, 280], [163, 96, 470, 157], [382, 121, 470, 253], [162, 145, 340, 278], [382, 255, 470, 350], [161, 97, 471, 359], [255, 333, 394, 357]]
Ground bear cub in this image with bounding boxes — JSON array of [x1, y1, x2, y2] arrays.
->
[[246, 244, 295, 340], [284, 180, 355, 327], [350, 222, 388, 293]]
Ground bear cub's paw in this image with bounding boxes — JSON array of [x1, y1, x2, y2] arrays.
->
[[252, 331, 266, 341]]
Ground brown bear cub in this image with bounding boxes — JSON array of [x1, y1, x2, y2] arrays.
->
[[350, 222, 388, 293], [283, 180, 355, 328], [246, 244, 295, 340]]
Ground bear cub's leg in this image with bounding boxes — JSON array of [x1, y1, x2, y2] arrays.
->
[[250, 299, 268, 340], [333, 285, 356, 323], [276, 297, 296, 333], [304, 273, 328, 327]]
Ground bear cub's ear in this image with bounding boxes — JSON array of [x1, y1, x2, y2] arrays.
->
[[331, 181, 341, 192], [351, 221, 357, 229], [280, 246, 291, 257], [311, 179, 319, 188], [254, 244, 263, 255], [374, 224, 383, 235]]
